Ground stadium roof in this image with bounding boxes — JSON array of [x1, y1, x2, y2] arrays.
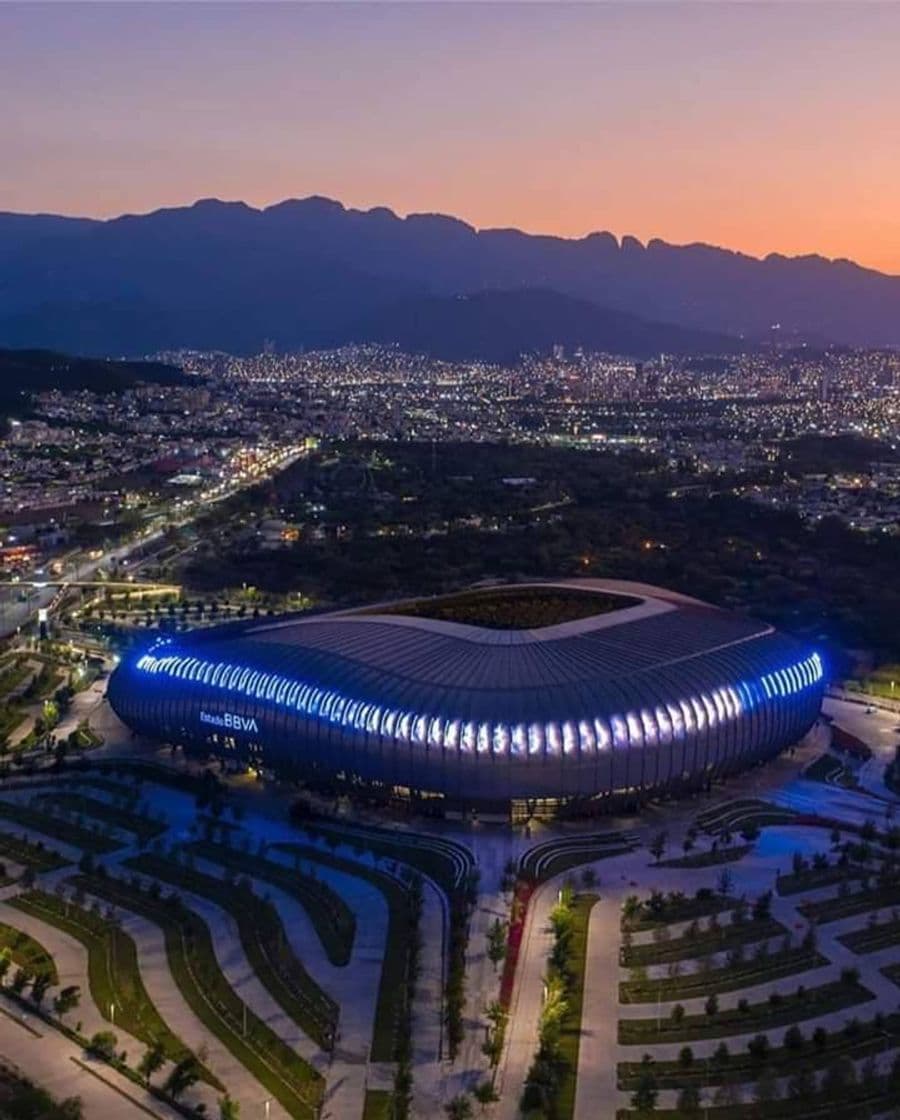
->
[[171, 580, 809, 725]]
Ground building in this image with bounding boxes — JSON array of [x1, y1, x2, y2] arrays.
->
[[108, 580, 825, 812]]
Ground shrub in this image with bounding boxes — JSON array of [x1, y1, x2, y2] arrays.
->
[[784, 1025, 804, 1051], [747, 1034, 770, 1062]]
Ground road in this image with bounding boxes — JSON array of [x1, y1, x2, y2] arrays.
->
[[0, 444, 307, 641]]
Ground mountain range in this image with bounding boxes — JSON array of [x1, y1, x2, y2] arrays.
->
[[1, 196, 898, 360]]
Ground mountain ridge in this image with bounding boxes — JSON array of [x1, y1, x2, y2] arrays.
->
[[5, 194, 893, 276], [1, 194, 898, 356]]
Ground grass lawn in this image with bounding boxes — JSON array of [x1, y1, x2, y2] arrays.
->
[[776, 864, 868, 896], [362, 1090, 394, 1120], [619, 946, 827, 1003], [621, 892, 732, 933], [0, 708, 27, 743], [0, 800, 121, 854], [618, 1011, 900, 1089], [839, 917, 900, 954], [882, 963, 900, 989], [616, 1080, 900, 1120], [9, 889, 221, 1088], [618, 977, 873, 1044], [0, 831, 70, 873], [556, 893, 598, 1120], [0, 919, 57, 982], [622, 917, 784, 967], [70, 872, 324, 1119], [125, 852, 338, 1050], [657, 843, 753, 869], [799, 884, 900, 924], [34, 792, 165, 845], [188, 839, 355, 967]]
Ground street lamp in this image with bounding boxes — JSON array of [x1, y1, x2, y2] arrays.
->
[[264, 1100, 271, 1120]]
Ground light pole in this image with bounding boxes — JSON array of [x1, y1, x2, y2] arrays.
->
[[264, 1099, 270, 1120]]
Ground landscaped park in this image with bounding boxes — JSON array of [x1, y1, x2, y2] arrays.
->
[[0, 693, 897, 1120]]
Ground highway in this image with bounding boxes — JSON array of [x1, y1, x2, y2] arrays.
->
[[0, 443, 307, 640]]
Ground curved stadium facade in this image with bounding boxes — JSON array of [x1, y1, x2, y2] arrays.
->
[[108, 580, 825, 808]]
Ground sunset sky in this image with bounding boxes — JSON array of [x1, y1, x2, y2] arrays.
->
[[3, 1, 899, 274]]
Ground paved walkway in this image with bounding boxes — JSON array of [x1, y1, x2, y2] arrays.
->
[[573, 820, 900, 1118], [495, 871, 566, 1120], [109, 903, 290, 1120], [0, 892, 213, 1118], [0, 991, 187, 1120]]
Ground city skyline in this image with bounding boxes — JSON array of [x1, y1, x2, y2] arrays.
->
[[3, 1, 899, 273]]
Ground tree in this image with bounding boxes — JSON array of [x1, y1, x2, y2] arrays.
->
[[88, 1030, 118, 1061], [538, 975, 569, 1052], [11, 967, 30, 994], [784, 1025, 804, 1051], [678, 1045, 694, 1069], [630, 1059, 658, 1113], [717, 867, 734, 897], [219, 1095, 241, 1120], [712, 1082, 741, 1107], [676, 1085, 702, 1116], [481, 1032, 503, 1069], [754, 1068, 780, 1104], [444, 1094, 473, 1120], [785, 1067, 816, 1099], [822, 1056, 856, 1098], [473, 1082, 498, 1113], [30, 972, 51, 1006], [0, 947, 11, 985], [704, 994, 719, 1017], [137, 1039, 166, 1085], [670, 1003, 685, 1024], [486, 918, 507, 970], [164, 1055, 201, 1100], [752, 891, 772, 921], [53, 984, 81, 1019], [649, 831, 668, 864], [747, 1034, 770, 1062]]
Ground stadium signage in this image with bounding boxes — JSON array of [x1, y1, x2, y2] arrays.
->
[[200, 710, 259, 733]]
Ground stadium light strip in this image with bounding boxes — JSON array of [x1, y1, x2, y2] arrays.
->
[[133, 640, 824, 759]]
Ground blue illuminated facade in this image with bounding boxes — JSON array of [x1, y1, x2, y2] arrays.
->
[[107, 582, 826, 805]]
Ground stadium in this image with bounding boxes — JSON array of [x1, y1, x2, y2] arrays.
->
[[108, 580, 825, 811]]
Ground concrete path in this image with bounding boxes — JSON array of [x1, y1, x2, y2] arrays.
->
[[495, 872, 565, 1120], [0, 991, 187, 1120], [109, 903, 291, 1120]]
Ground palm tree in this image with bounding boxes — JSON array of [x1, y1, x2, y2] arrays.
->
[[473, 1081, 499, 1113], [445, 1095, 473, 1120]]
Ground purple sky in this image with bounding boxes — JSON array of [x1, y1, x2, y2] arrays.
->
[[3, 1, 899, 272]]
